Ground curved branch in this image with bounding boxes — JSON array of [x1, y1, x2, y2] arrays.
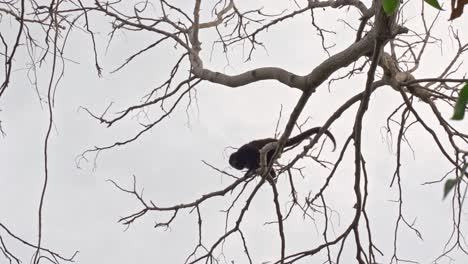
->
[[192, 32, 376, 91]]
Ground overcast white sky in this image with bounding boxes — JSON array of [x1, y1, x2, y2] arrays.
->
[[1, 0, 468, 263]]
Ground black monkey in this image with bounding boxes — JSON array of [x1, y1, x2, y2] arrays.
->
[[229, 127, 336, 175]]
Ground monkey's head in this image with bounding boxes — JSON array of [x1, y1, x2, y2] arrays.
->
[[229, 151, 245, 170]]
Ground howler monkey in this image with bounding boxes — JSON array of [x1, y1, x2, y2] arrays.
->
[[229, 127, 336, 175]]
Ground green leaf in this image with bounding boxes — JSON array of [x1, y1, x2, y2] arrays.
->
[[424, 0, 442, 10], [452, 83, 468, 120], [382, 0, 398, 15], [443, 178, 458, 199]]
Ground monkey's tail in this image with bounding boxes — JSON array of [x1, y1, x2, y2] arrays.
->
[[286, 127, 336, 151]]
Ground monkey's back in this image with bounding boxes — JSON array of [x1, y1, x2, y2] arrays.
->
[[247, 138, 277, 150]]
